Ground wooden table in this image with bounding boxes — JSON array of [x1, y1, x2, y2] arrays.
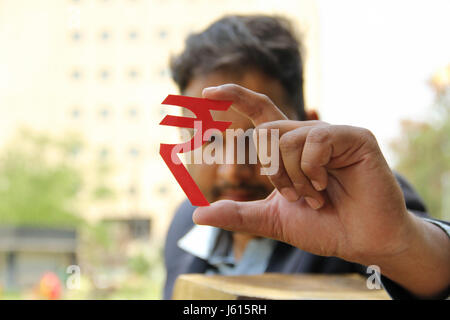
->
[[173, 273, 390, 300]]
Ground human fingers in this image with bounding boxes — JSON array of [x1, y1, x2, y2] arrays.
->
[[300, 125, 377, 191], [202, 84, 287, 125], [255, 120, 329, 208], [192, 190, 283, 239], [278, 126, 326, 209]]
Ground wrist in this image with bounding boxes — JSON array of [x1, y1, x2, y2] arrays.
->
[[375, 212, 450, 298], [373, 211, 421, 273], [353, 208, 415, 269]]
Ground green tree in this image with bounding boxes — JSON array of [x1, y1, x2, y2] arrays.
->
[[391, 71, 450, 220], [0, 129, 84, 227]]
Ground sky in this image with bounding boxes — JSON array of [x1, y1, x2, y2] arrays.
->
[[316, 0, 450, 164]]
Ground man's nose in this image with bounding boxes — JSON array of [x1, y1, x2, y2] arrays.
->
[[217, 163, 254, 185]]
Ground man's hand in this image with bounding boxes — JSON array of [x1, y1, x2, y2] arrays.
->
[[193, 83, 411, 263], [193, 84, 450, 298]]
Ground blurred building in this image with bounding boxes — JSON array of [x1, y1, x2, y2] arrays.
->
[[0, 0, 320, 242], [0, 227, 76, 289]]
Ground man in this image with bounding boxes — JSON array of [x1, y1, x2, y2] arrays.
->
[[163, 15, 450, 299]]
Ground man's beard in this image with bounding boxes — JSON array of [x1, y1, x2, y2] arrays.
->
[[210, 182, 272, 202]]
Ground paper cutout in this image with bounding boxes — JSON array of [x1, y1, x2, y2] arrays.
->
[[159, 95, 232, 206]]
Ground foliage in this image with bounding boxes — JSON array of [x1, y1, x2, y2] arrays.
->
[[128, 254, 151, 275], [0, 129, 84, 227], [391, 88, 450, 219], [0, 129, 166, 300]]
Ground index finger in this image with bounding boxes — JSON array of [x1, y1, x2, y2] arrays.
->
[[203, 84, 299, 202], [202, 84, 287, 125]]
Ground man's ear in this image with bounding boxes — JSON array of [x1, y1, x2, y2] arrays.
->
[[305, 109, 319, 120]]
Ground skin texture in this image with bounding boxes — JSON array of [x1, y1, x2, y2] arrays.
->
[[183, 69, 315, 261], [192, 84, 450, 298]]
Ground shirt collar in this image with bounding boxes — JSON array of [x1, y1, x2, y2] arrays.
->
[[177, 225, 223, 260], [177, 224, 276, 274]]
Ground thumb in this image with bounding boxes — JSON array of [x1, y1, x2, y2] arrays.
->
[[192, 197, 279, 239]]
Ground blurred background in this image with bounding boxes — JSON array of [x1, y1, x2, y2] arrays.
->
[[0, 0, 449, 299]]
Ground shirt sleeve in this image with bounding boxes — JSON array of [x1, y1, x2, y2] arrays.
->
[[380, 217, 450, 300], [422, 218, 450, 238]]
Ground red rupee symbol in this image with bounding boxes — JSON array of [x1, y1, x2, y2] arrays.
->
[[159, 95, 232, 206]]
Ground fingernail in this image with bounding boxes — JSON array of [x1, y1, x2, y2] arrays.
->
[[311, 180, 323, 191], [305, 197, 321, 210], [202, 86, 218, 95], [280, 187, 299, 202]]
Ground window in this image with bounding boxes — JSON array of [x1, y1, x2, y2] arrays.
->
[[99, 148, 109, 160], [127, 68, 139, 79], [129, 147, 140, 157], [102, 219, 151, 241], [128, 185, 137, 195], [128, 219, 150, 240], [128, 107, 138, 118], [128, 30, 138, 40], [100, 30, 110, 41], [158, 185, 168, 195], [158, 29, 168, 39], [70, 69, 82, 80], [71, 31, 81, 41], [99, 69, 110, 80], [99, 107, 110, 118], [70, 108, 81, 118], [70, 145, 81, 157]]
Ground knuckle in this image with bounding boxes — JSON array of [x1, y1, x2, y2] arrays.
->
[[223, 84, 243, 101], [251, 94, 272, 119], [343, 125, 376, 142], [234, 201, 245, 226], [223, 83, 240, 93], [351, 126, 378, 147], [255, 122, 271, 132], [315, 120, 330, 126], [300, 160, 317, 175], [257, 93, 272, 105], [292, 181, 308, 193], [279, 132, 300, 153], [307, 127, 330, 144], [256, 120, 288, 132], [266, 199, 287, 241], [361, 127, 376, 141]]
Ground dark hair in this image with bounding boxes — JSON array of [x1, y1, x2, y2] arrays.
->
[[170, 15, 306, 120]]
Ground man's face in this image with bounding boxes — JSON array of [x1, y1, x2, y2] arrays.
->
[[183, 69, 299, 202]]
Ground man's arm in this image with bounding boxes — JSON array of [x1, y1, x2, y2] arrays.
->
[[378, 216, 450, 299], [373, 173, 450, 299]]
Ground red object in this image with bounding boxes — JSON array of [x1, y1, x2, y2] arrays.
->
[[39, 272, 62, 300], [160, 95, 232, 206]]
